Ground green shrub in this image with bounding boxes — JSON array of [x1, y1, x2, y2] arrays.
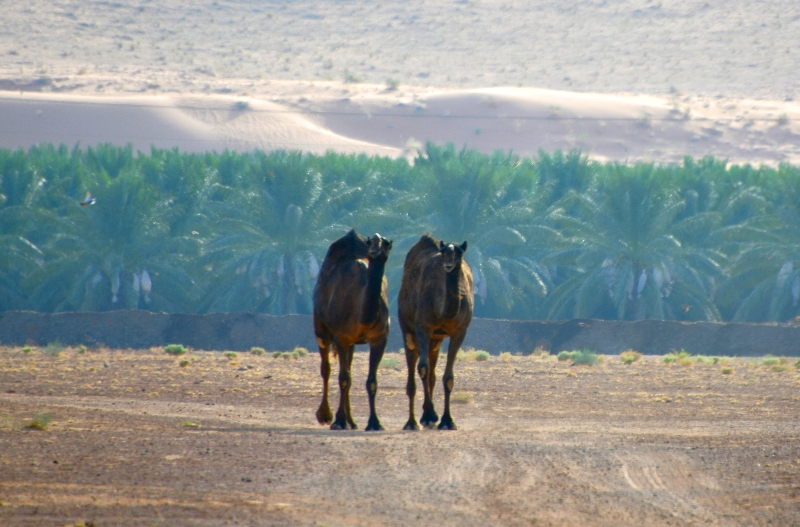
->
[[475, 350, 491, 361], [721, 367, 733, 375], [771, 364, 789, 372], [271, 351, 282, 358], [21, 346, 33, 354], [223, 351, 238, 359], [43, 340, 64, 356], [558, 349, 599, 366], [164, 344, 187, 356], [179, 359, 191, 367], [571, 349, 600, 366], [77, 345, 87, 354], [663, 354, 677, 364], [281, 352, 294, 360], [557, 351, 574, 362], [25, 412, 52, 431], [620, 350, 642, 364], [250, 347, 266, 356], [695, 356, 715, 365], [380, 356, 400, 369], [795, 359, 800, 369], [292, 347, 309, 357]]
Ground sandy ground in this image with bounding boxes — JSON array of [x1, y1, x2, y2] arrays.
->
[[1, 0, 800, 165], [0, 346, 798, 527]]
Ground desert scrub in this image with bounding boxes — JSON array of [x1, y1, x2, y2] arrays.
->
[[558, 349, 600, 366], [721, 366, 734, 375], [21, 346, 34, 354], [761, 357, 784, 366], [179, 359, 191, 367], [664, 349, 692, 365], [164, 344, 187, 356], [281, 351, 298, 360], [25, 412, 52, 431], [43, 340, 64, 356], [250, 347, 266, 356], [292, 347, 309, 357], [181, 420, 200, 428], [458, 349, 491, 361], [223, 351, 238, 359], [499, 352, 513, 362], [620, 350, 642, 364], [380, 356, 400, 369], [795, 359, 800, 369], [271, 351, 282, 358], [451, 391, 473, 404]]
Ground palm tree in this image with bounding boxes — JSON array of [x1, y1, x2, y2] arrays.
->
[[25, 165, 198, 312], [716, 166, 800, 321], [198, 150, 366, 315], [543, 163, 725, 321], [410, 143, 549, 319]]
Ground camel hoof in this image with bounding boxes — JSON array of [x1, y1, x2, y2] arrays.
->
[[347, 420, 358, 430], [403, 420, 420, 431], [316, 406, 333, 425], [438, 418, 458, 431], [330, 420, 348, 430], [420, 409, 439, 428], [365, 419, 384, 432]]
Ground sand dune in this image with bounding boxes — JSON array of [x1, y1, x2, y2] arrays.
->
[[2, 85, 799, 166]]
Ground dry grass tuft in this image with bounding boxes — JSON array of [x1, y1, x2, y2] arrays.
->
[[24, 412, 52, 431], [250, 347, 266, 356], [620, 350, 642, 364], [451, 391, 473, 404]]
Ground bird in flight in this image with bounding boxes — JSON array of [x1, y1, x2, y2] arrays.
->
[[80, 192, 96, 206]]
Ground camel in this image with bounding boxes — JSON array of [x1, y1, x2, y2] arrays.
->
[[398, 234, 474, 430], [313, 229, 393, 431]]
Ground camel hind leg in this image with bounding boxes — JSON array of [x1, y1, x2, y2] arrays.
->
[[315, 334, 333, 426]]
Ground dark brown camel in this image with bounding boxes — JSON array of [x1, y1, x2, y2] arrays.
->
[[313, 229, 393, 431], [398, 234, 474, 430]]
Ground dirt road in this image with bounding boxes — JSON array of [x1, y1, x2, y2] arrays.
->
[[1, 346, 798, 526]]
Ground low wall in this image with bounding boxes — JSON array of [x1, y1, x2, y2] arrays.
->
[[1, 310, 799, 356]]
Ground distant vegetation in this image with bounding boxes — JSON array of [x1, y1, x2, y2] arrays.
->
[[3, 142, 800, 322]]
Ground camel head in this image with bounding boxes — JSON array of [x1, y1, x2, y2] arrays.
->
[[438, 240, 468, 273], [367, 233, 393, 260]]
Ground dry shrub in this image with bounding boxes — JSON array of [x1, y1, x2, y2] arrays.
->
[[620, 350, 642, 364], [451, 392, 473, 404]]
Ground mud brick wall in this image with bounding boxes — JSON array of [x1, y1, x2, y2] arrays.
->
[[1, 310, 799, 356]]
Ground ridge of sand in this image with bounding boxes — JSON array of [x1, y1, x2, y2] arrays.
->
[[2, 84, 800, 165]]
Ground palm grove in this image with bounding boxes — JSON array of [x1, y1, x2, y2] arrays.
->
[[2, 142, 800, 323]]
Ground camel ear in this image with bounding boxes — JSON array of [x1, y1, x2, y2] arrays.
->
[[386, 240, 393, 250], [460, 241, 468, 252], [439, 240, 446, 251]]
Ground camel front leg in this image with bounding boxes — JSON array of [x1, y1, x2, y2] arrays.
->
[[331, 341, 356, 430], [315, 335, 333, 425], [403, 335, 420, 430], [416, 327, 439, 428], [438, 331, 466, 430], [365, 337, 387, 431]]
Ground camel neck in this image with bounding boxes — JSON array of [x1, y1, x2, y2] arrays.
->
[[442, 266, 462, 319], [360, 255, 387, 325]]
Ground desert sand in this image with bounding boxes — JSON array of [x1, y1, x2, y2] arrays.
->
[[1, 0, 799, 165], [1, 347, 798, 527]]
